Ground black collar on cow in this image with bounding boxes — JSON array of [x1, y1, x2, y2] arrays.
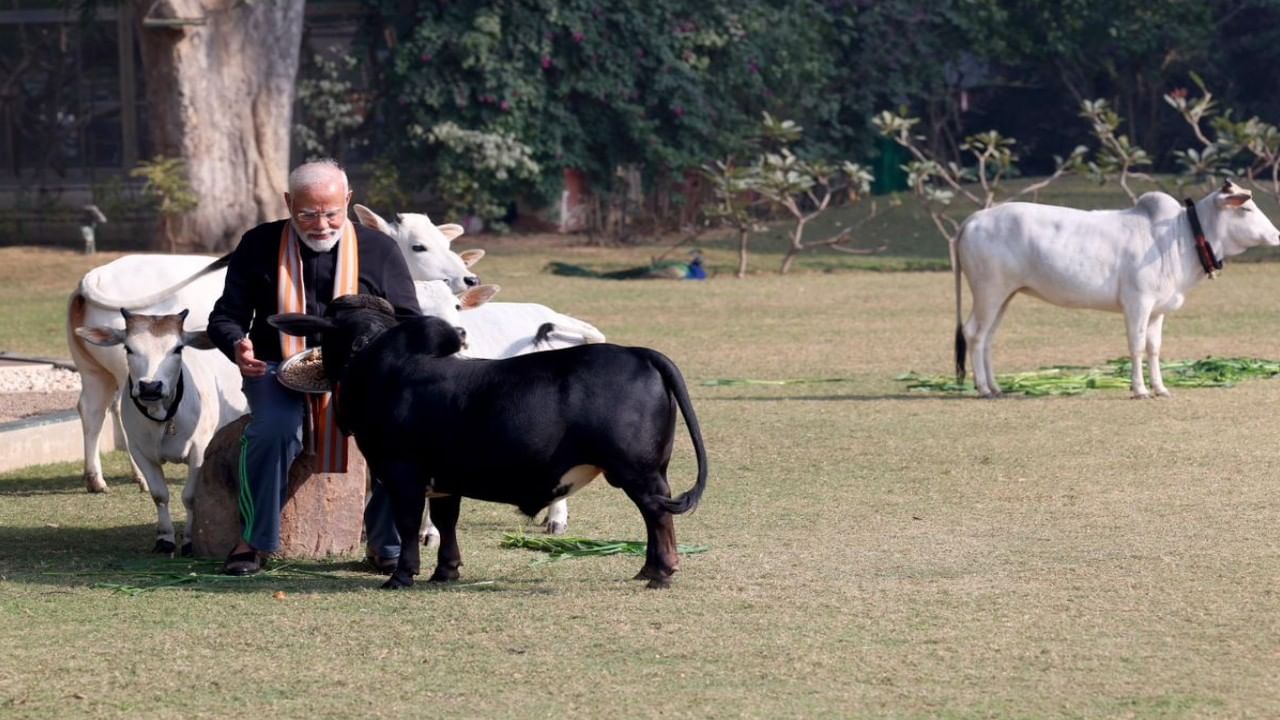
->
[[1184, 198, 1222, 279], [128, 369, 184, 424]]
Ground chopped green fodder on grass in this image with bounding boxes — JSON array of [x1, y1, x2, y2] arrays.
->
[[42, 557, 351, 595], [897, 357, 1280, 396], [501, 533, 709, 564]]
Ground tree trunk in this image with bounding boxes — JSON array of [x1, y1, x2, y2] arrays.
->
[[736, 227, 749, 278], [134, 0, 303, 252], [779, 217, 807, 275]]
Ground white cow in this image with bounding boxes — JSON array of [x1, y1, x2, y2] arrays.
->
[[413, 279, 607, 539], [68, 254, 231, 493], [353, 204, 480, 293], [76, 310, 248, 554], [954, 180, 1280, 398], [416, 280, 607, 355]]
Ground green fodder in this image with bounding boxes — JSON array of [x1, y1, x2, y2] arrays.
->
[[898, 357, 1280, 396], [500, 533, 710, 564]]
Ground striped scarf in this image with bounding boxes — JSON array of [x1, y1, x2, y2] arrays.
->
[[277, 221, 359, 473]]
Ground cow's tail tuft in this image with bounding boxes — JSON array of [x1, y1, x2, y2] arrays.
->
[[952, 224, 966, 384], [645, 350, 707, 515]]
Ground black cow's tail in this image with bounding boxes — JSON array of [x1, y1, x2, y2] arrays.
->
[[645, 350, 707, 515], [80, 252, 233, 310], [952, 223, 967, 384]]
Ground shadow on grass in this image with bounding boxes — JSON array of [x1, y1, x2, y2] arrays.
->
[[0, 522, 560, 596], [0, 465, 149, 497], [0, 474, 569, 597]]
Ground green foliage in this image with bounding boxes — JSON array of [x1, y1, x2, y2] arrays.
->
[[1165, 75, 1280, 199], [293, 53, 369, 161], [372, 0, 943, 231], [129, 156, 197, 217], [412, 121, 540, 229], [698, 112, 876, 275], [1077, 99, 1152, 202], [873, 109, 1085, 243], [361, 159, 411, 213]]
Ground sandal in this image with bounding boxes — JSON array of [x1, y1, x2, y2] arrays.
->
[[223, 549, 263, 576]]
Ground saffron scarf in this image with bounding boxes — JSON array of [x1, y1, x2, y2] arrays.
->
[[277, 221, 359, 473]]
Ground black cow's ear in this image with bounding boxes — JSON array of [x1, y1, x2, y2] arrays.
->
[[268, 313, 336, 337], [424, 317, 464, 357]]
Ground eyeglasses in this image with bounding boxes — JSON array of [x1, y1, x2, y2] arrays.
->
[[293, 208, 347, 225]]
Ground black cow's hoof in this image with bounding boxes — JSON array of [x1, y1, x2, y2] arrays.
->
[[179, 542, 193, 558], [381, 574, 414, 590], [645, 577, 672, 589], [634, 566, 669, 582], [153, 539, 176, 555], [427, 567, 460, 583]]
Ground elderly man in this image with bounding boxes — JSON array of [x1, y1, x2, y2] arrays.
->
[[207, 159, 420, 576]]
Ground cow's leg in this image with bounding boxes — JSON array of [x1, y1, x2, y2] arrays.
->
[[75, 372, 116, 493], [1123, 300, 1155, 398], [1146, 314, 1171, 398], [965, 287, 1015, 398], [425, 494, 463, 584], [381, 465, 429, 590], [112, 399, 149, 492], [419, 503, 440, 549], [133, 452, 176, 555], [543, 499, 569, 535], [622, 474, 680, 588], [981, 295, 1017, 397]]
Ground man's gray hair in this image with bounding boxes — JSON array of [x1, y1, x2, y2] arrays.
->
[[288, 159, 348, 195]]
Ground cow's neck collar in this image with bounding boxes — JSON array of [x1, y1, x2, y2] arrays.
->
[[128, 369, 184, 424], [1184, 198, 1222, 279]]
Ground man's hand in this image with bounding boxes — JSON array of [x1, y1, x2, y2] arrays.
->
[[235, 338, 267, 378]]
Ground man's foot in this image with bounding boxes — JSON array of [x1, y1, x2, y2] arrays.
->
[[224, 545, 264, 576], [365, 553, 399, 575]]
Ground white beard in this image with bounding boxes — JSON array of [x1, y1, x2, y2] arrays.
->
[[292, 222, 344, 253]]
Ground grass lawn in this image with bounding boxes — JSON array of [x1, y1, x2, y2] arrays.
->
[[3, 178, 1280, 717]]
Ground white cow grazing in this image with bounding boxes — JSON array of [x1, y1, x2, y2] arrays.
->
[[353, 204, 480, 294], [76, 310, 248, 554], [412, 280, 607, 538], [954, 180, 1280, 398], [68, 254, 232, 493]]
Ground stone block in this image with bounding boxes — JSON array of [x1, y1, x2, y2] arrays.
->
[[190, 415, 367, 559]]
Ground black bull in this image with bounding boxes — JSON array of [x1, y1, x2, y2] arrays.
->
[[269, 295, 708, 589]]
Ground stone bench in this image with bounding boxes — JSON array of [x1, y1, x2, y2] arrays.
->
[[188, 415, 367, 559]]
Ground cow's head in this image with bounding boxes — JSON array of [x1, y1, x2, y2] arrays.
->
[[269, 295, 468, 393], [1206, 179, 1280, 255], [268, 295, 398, 389], [75, 309, 213, 408], [352, 204, 479, 293], [414, 280, 500, 326]]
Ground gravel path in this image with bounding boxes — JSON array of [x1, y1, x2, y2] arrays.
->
[[0, 365, 81, 424]]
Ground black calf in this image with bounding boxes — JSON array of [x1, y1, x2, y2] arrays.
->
[[270, 294, 707, 589]]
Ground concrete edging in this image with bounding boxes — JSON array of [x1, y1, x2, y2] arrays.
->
[[0, 410, 123, 474]]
